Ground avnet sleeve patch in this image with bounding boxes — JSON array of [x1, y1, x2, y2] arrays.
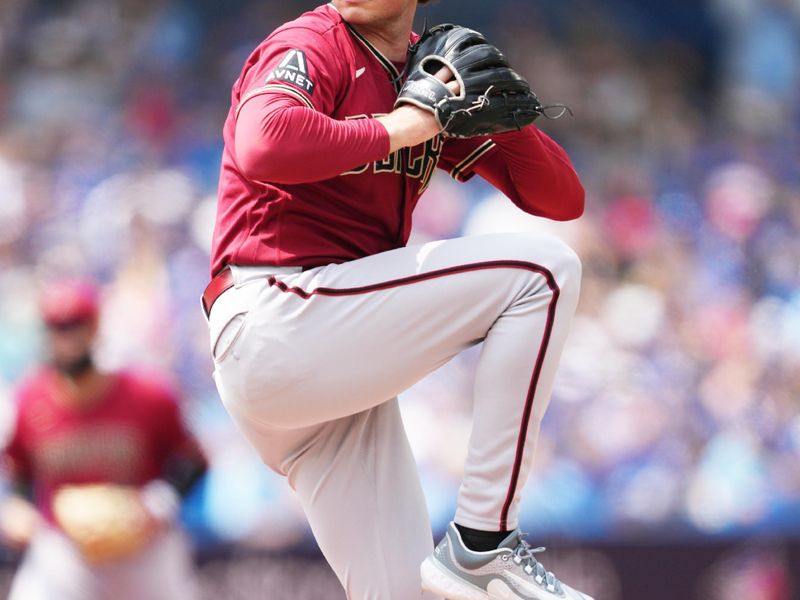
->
[[266, 49, 316, 95]]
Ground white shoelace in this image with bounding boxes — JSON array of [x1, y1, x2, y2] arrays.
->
[[509, 535, 563, 593]]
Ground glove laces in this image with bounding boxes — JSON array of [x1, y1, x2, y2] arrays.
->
[[539, 103, 573, 119], [506, 534, 564, 594], [471, 85, 574, 121], [471, 85, 495, 113], [450, 84, 494, 116], [439, 85, 495, 131]]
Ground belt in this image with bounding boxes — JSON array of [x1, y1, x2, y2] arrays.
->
[[201, 268, 235, 318], [202, 264, 310, 318]]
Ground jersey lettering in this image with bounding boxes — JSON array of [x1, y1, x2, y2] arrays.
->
[[33, 426, 143, 480], [341, 114, 444, 190], [266, 49, 316, 95], [374, 152, 401, 174], [417, 134, 444, 193]]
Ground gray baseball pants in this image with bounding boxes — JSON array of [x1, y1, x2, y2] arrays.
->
[[208, 233, 581, 599]]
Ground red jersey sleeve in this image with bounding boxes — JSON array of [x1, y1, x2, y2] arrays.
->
[[232, 26, 390, 184], [149, 390, 203, 464], [141, 386, 207, 498], [438, 136, 498, 183], [438, 126, 584, 221], [3, 393, 32, 484], [236, 26, 344, 118]]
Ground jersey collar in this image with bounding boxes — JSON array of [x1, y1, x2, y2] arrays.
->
[[345, 23, 402, 90], [328, 2, 410, 92]]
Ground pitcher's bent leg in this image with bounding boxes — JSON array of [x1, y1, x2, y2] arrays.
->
[[216, 378, 438, 599], [288, 400, 440, 600], [455, 236, 582, 531]]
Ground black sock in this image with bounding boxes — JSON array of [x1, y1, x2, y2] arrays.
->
[[454, 523, 511, 552]]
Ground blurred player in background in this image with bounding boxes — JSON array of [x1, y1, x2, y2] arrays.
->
[[0, 279, 207, 600]]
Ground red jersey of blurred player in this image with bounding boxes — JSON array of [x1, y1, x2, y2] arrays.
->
[[2, 279, 204, 600], [6, 374, 201, 524], [3, 279, 206, 525], [212, 4, 513, 274]]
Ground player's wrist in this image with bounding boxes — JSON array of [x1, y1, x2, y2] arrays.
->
[[377, 105, 441, 153], [140, 480, 181, 525], [0, 496, 41, 548]]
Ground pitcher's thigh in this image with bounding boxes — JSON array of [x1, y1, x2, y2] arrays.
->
[[214, 232, 581, 430], [252, 234, 579, 428]]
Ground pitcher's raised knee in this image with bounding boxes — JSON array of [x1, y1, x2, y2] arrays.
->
[[504, 232, 582, 288], [550, 236, 582, 291]]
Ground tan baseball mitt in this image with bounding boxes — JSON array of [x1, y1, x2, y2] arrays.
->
[[52, 484, 157, 564]]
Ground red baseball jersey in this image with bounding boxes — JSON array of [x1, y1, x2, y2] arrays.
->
[[212, 3, 500, 275], [3, 369, 199, 522]]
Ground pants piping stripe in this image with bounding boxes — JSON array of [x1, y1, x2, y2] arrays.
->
[[266, 259, 561, 531]]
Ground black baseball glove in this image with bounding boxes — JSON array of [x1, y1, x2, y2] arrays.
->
[[395, 24, 555, 138]]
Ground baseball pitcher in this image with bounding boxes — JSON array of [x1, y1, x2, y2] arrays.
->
[[206, 1, 592, 598]]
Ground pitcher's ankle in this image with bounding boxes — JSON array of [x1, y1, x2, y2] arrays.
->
[[454, 522, 511, 552]]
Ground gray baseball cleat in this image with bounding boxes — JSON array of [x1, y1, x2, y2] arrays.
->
[[421, 522, 594, 600]]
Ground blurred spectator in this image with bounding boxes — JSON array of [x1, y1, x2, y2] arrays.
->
[[700, 546, 793, 600]]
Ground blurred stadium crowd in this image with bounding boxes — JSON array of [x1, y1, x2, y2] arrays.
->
[[0, 0, 798, 569]]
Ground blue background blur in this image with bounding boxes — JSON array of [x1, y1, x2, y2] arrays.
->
[[0, 1, 799, 598]]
